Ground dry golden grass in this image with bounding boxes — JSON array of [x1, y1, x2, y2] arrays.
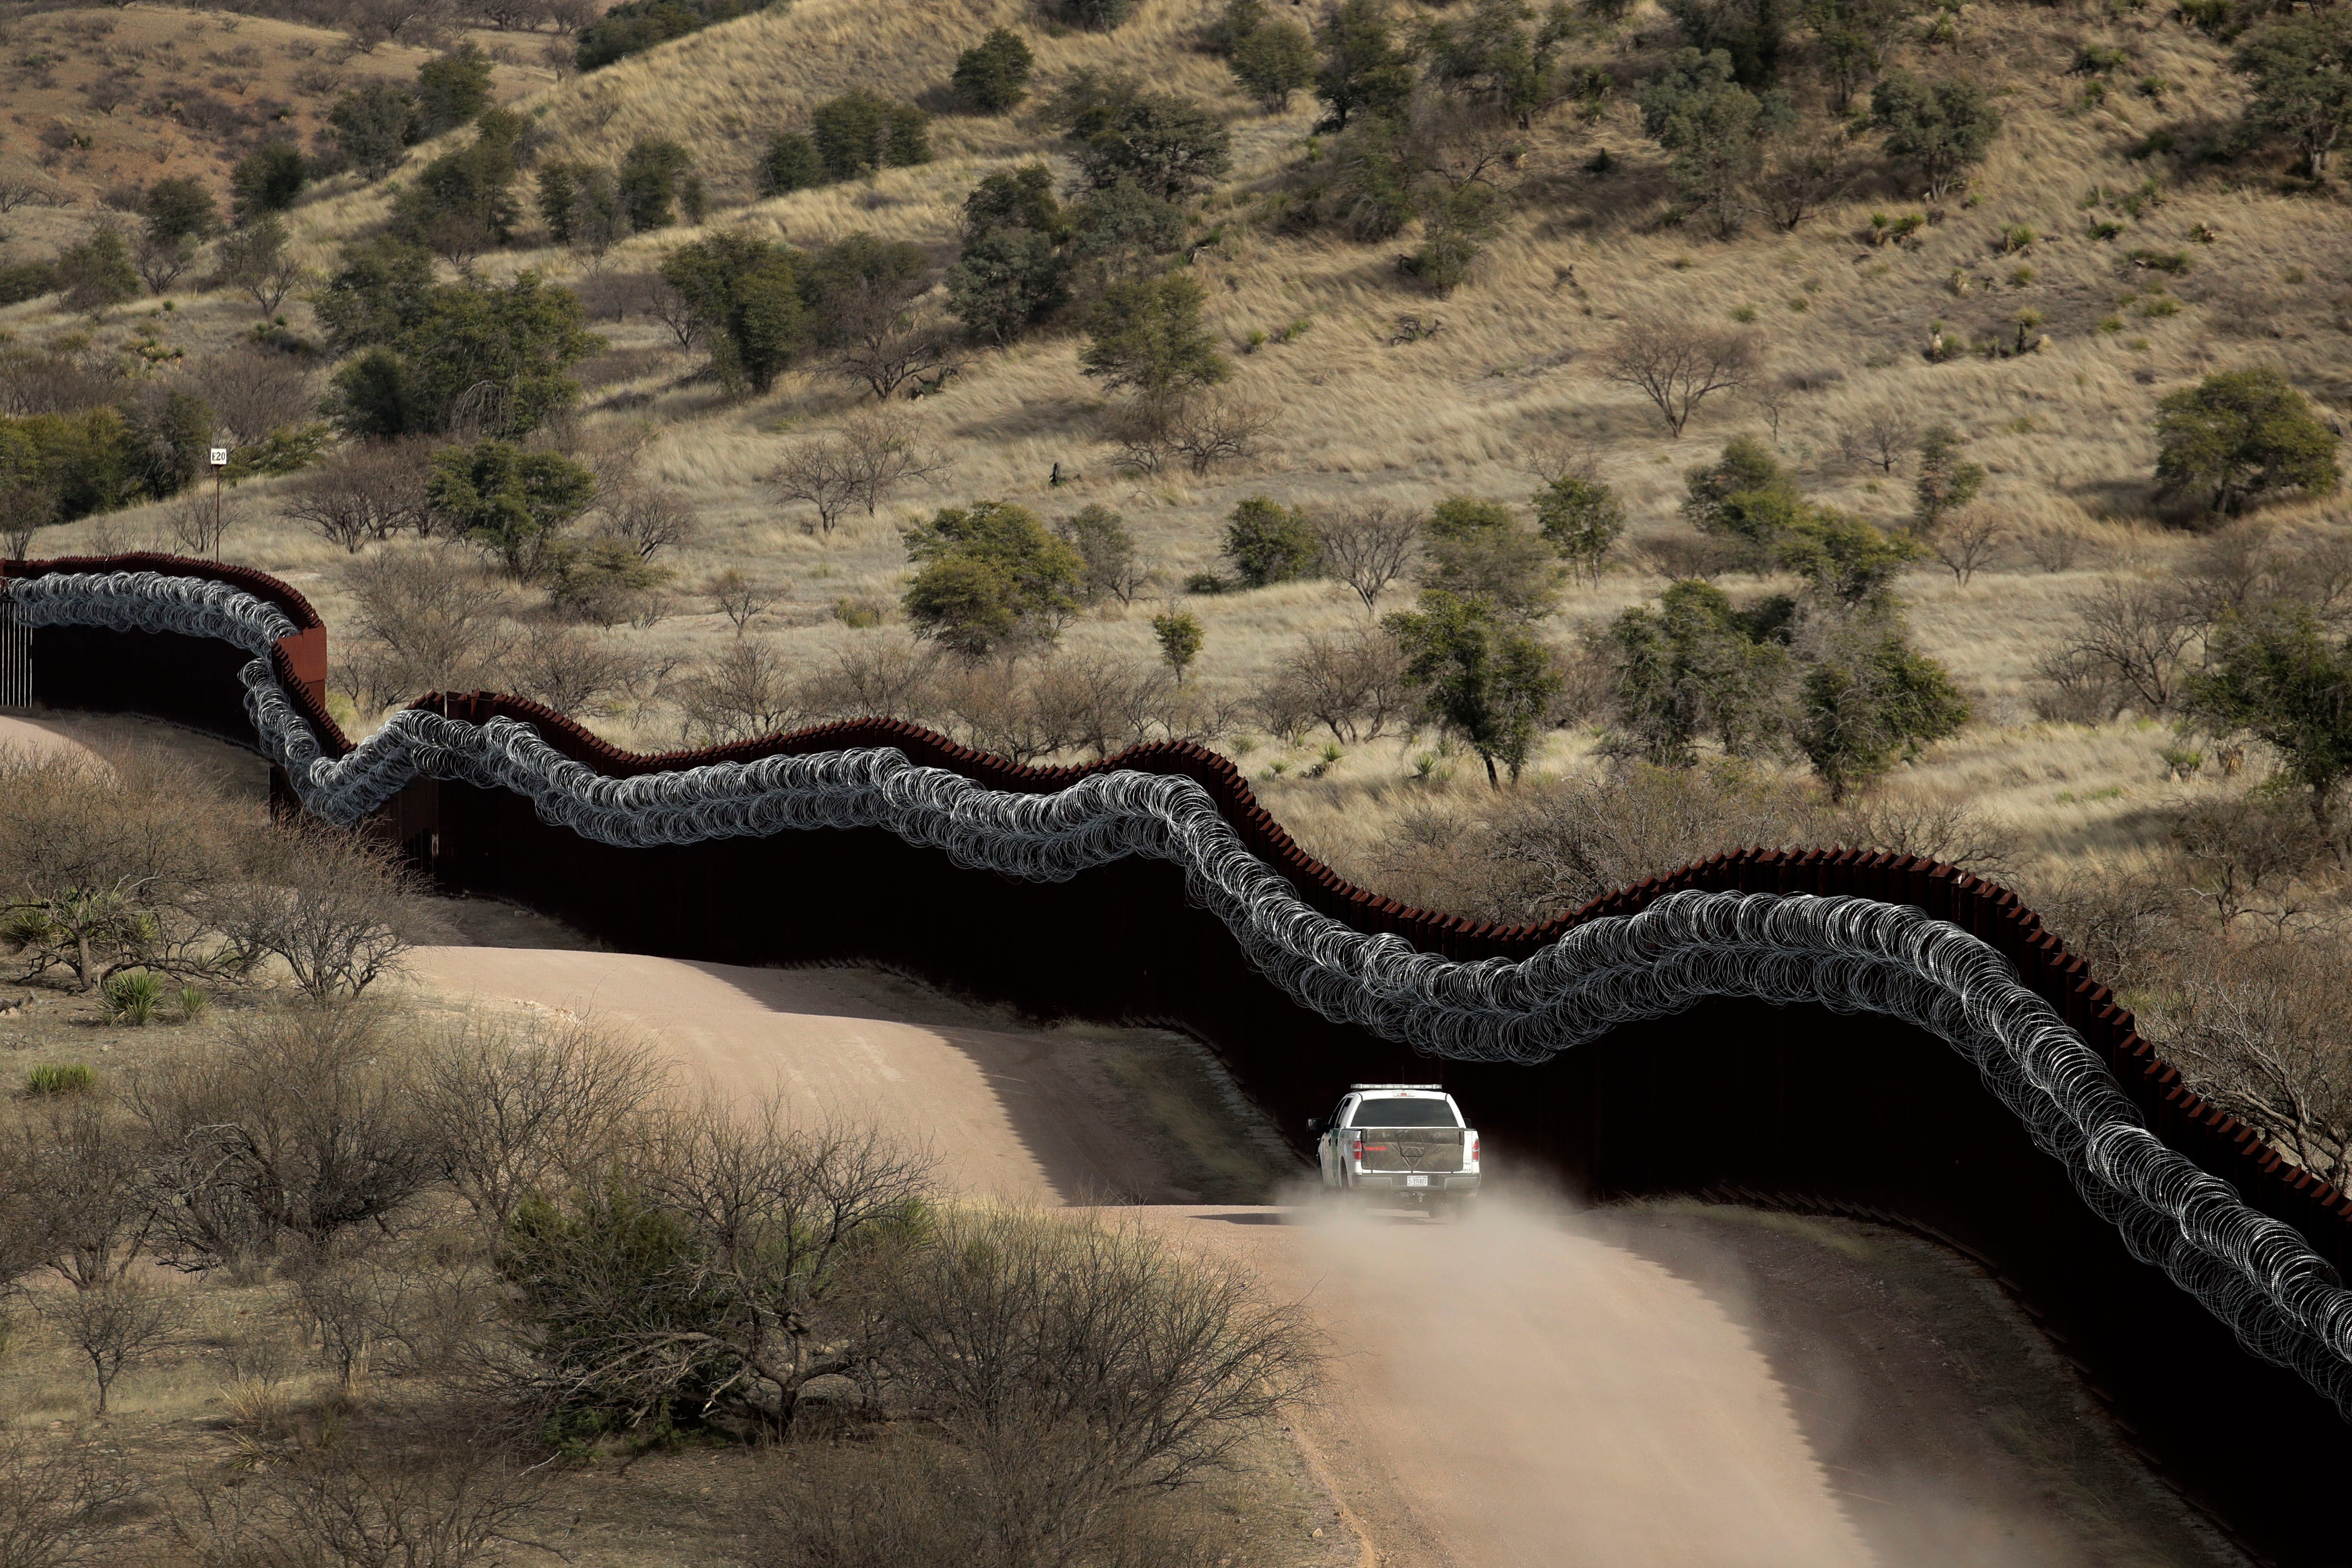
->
[[0, 3, 554, 258], [18, 0, 2352, 893]]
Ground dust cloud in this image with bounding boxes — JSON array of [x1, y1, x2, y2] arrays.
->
[[1273, 1182, 2185, 1568]]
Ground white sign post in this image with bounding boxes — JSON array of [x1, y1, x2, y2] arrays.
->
[[207, 449, 229, 561]]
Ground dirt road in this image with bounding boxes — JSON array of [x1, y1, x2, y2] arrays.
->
[[411, 946, 2237, 1568]]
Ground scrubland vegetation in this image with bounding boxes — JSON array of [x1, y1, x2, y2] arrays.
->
[[0, 742, 1323, 1566], [8, 0, 2352, 1432]]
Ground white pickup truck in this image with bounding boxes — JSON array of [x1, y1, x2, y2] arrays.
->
[[1308, 1084, 1481, 1216]]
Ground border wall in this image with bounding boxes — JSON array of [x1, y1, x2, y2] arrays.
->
[[8, 554, 2352, 1564]]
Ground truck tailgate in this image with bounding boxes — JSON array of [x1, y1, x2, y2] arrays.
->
[[1357, 1127, 1465, 1173]]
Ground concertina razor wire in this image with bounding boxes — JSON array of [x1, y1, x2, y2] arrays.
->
[[16, 569, 2352, 1415]]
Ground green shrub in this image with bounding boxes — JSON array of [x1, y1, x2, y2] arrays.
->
[[26, 1063, 96, 1095], [0, 261, 56, 307], [617, 139, 697, 231], [952, 27, 1035, 114], [1222, 495, 1319, 588], [1049, 0, 1138, 29], [575, 0, 774, 71], [103, 970, 161, 1026], [810, 92, 931, 182], [760, 132, 823, 195]]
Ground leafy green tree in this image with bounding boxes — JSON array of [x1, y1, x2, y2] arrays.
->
[[1079, 274, 1230, 400], [1802, 0, 1912, 110], [1314, 0, 1417, 130], [229, 145, 306, 222], [900, 501, 1086, 659], [317, 237, 440, 354], [960, 164, 1066, 242], [617, 140, 697, 231], [124, 387, 214, 500], [1410, 183, 1504, 295], [427, 439, 598, 578], [2155, 367, 2341, 515], [0, 410, 132, 522], [391, 120, 523, 264], [1637, 48, 1790, 237], [659, 232, 807, 395], [810, 92, 931, 182], [761, 132, 823, 195], [574, 0, 767, 71], [1204, 0, 1268, 55], [537, 161, 587, 244], [1063, 92, 1233, 200], [1152, 608, 1205, 679], [1423, 0, 1575, 126], [1775, 510, 1920, 606], [1233, 20, 1317, 113], [142, 177, 218, 247], [1423, 494, 1560, 621], [1223, 495, 1321, 587], [326, 273, 601, 438], [55, 227, 140, 316], [1870, 71, 2000, 199], [953, 27, 1036, 113], [1387, 589, 1565, 786], [414, 44, 494, 137], [947, 228, 1068, 344], [1052, 0, 1137, 29], [1533, 472, 1626, 585], [1681, 436, 1806, 561], [1602, 579, 1791, 765], [1796, 623, 1968, 800], [1911, 422, 1983, 532], [214, 216, 303, 314], [2188, 608, 2352, 830], [2233, 13, 2352, 176], [1066, 186, 1187, 288], [1057, 504, 1137, 604], [329, 81, 419, 181], [1661, 0, 1786, 87]]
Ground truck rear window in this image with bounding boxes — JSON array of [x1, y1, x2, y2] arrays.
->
[[1349, 1097, 1459, 1128]]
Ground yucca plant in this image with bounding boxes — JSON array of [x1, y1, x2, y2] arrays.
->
[[26, 1063, 96, 1095], [180, 985, 210, 1022], [103, 970, 162, 1026]]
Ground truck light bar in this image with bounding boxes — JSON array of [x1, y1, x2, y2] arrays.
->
[[1348, 1084, 1445, 1091]]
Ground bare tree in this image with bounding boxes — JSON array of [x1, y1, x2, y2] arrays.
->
[[336, 545, 518, 710], [887, 1206, 1318, 1567], [132, 1006, 435, 1272], [673, 638, 805, 744], [1602, 315, 1760, 437], [1256, 625, 1411, 743], [2059, 575, 2202, 713], [282, 443, 435, 553], [768, 437, 864, 537], [495, 1107, 934, 1438], [175, 1428, 549, 1568], [7, 1097, 154, 1292], [510, 622, 657, 718], [40, 1280, 185, 1414], [165, 488, 248, 560], [221, 822, 416, 1001], [0, 1436, 135, 1568], [1753, 131, 1854, 232], [2157, 938, 2352, 1189], [1844, 408, 1919, 474], [795, 635, 943, 725], [2019, 525, 2086, 573], [185, 350, 317, 445], [133, 233, 196, 295], [599, 484, 695, 561], [842, 408, 948, 517], [1315, 502, 1421, 612], [2170, 795, 2329, 932], [708, 569, 776, 634], [416, 1011, 666, 1233], [829, 295, 946, 403], [1927, 511, 2006, 586], [0, 178, 64, 215], [1168, 395, 1277, 477]]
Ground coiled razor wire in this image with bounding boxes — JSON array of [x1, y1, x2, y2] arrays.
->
[[18, 569, 2352, 1415]]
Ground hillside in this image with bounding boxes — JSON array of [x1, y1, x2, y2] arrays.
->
[[9, 0, 2352, 905]]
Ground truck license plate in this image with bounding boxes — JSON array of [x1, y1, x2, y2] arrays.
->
[[1405, 1175, 1429, 1188]]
